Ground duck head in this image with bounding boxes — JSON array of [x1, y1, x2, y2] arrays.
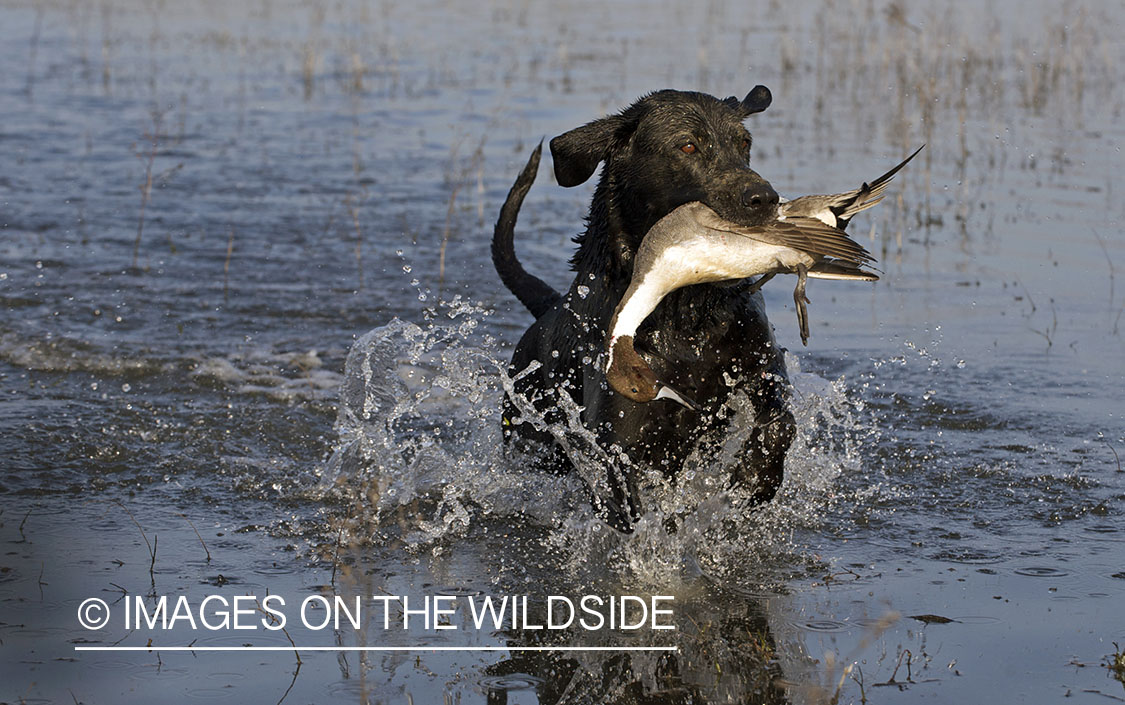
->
[[606, 335, 700, 410]]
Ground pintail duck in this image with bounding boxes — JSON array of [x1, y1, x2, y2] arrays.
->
[[605, 202, 876, 407], [749, 144, 924, 335], [605, 147, 922, 406]]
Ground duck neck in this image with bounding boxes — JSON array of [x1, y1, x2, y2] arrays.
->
[[608, 274, 666, 344]]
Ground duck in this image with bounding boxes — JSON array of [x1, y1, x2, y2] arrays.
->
[[602, 333, 702, 410], [605, 202, 876, 407], [744, 144, 924, 326], [605, 147, 923, 407]]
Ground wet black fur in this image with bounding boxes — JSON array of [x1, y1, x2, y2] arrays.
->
[[492, 87, 796, 531]]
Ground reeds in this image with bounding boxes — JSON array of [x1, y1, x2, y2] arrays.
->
[[804, 609, 901, 704], [223, 228, 235, 301], [344, 190, 368, 291], [24, 4, 43, 98], [112, 499, 158, 587], [438, 135, 487, 290], [131, 108, 182, 269]]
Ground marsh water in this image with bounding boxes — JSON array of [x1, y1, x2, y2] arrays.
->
[[2, 0, 1123, 702]]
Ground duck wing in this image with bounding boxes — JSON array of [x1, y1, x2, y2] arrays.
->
[[782, 145, 924, 228], [697, 208, 877, 265], [807, 259, 880, 281]]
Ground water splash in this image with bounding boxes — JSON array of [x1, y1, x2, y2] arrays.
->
[[571, 356, 880, 589], [318, 299, 594, 545], [319, 299, 880, 583]]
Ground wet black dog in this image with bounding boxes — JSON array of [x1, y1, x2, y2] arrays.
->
[[492, 87, 796, 530]]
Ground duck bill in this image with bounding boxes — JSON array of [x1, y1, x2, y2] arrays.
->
[[655, 385, 701, 411]]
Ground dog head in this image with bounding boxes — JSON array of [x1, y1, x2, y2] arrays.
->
[[550, 86, 778, 264]]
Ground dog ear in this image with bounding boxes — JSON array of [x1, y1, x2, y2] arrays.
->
[[740, 85, 772, 116], [549, 115, 626, 187]]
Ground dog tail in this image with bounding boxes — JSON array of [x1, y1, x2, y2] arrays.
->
[[492, 141, 562, 319]]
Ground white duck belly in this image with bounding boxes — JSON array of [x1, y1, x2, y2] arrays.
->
[[610, 201, 877, 356]]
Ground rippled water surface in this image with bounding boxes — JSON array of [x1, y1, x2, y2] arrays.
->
[[2, 0, 1123, 703]]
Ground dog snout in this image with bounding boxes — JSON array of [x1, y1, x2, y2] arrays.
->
[[740, 182, 779, 211]]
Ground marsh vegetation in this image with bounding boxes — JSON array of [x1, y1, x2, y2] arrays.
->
[[1, 0, 1122, 703]]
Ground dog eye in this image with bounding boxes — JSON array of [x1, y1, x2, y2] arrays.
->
[[680, 143, 697, 154]]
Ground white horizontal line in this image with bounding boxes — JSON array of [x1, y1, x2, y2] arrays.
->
[[75, 645, 677, 652]]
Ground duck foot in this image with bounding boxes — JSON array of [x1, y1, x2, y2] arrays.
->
[[794, 263, 811, 345], [655, 383, 702, 411], [745, 272, 776, 295]]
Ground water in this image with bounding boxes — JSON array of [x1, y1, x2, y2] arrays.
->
[[2, 0, 1123, 702]]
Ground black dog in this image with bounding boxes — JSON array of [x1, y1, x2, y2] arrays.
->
[[492, 87, 795, 531]]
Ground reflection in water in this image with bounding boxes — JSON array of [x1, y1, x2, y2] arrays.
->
[[480, 593, 788, 704], [323, 551, 798, 705]]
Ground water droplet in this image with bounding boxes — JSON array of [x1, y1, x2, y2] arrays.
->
[[1014, 566, 1069, 578], [797, 619, 851, 633], [403, 264, 412, 273], [121, 383, 131, 392], [956, 359, 966, 369], [576, 285, 590, 299], [551, 350, 560, 358]]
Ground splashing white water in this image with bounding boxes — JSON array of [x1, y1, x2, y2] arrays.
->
[[319, 299, 879, 582]]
